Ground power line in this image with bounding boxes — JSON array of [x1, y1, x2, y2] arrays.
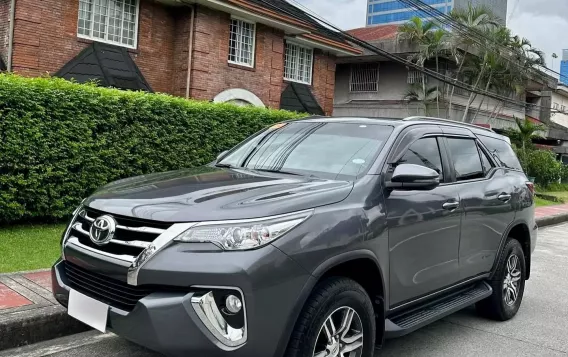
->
[[280, 0, 562, 115], [398, 0, 564, 79]]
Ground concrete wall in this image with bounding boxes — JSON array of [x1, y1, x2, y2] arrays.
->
[[333, 60, 524, 129], [551, 90, 568, 128]]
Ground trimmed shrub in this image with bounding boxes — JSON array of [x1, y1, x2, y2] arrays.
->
[[524, 149, 562, 187], [0, 74, 306, 223]]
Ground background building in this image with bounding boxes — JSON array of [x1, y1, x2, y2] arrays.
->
[[366, 0, 507, 26], [561, 50, 568, 85], [0, 0, 360, 115]]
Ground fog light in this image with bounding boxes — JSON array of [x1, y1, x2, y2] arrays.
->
[[225, 294, 242, 314]]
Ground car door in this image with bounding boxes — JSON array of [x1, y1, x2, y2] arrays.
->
[[441, 129, 516, 280], [384, 126, 462, 306]]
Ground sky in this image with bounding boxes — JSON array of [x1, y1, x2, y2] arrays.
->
[[294, 0, 568, 74]]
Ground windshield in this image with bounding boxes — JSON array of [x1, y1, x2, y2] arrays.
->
[[218, 122, 393, 180]]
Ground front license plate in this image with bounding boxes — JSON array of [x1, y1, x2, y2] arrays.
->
[[68, 289, 109, 332]]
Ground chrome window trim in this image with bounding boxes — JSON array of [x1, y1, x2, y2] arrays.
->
[[191, 285, 248, 349]]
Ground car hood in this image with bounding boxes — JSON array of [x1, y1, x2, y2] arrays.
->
[[84, 166, 354, 222]]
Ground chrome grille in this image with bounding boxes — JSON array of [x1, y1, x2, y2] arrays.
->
[[68, 207, 171, 259]]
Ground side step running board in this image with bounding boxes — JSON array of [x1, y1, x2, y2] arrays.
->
[[385, 282, 492, 339]]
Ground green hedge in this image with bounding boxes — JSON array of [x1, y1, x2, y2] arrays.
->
[[0, 74, 305, 223]]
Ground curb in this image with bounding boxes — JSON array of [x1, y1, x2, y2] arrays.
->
[[536, 213, 568, 228], [0, 305, 89, 351]]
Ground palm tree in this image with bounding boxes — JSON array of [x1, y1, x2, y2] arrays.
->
[[505, 117, 546, 171], [447, 4, 500, 117], [460, 26, 512, 122], [404, 84, 441, 116], [398, 17, 446, 116]]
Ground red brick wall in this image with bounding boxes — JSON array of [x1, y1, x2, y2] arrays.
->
[[9, 0, 177, 93], [172, 9, 192, 97], [311, 50, 336, 115], [189, 5, 285, 109], [0, 0, 10, 65], [7, 0, 337, 114]]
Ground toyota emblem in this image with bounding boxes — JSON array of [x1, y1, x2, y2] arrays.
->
[[89, 215, 117, 245]]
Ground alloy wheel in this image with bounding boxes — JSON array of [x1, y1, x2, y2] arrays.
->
[[503, 253, 521, 306], [312, 306, 364, 357]]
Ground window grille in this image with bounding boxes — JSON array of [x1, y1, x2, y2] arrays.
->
[[284, 42, 313, 85], [78, 0, 138, 48], [228, 18, 256, 67], [350, 63, 379, 92]]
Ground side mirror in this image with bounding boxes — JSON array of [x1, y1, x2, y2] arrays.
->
[[216, 150, 229, 162], [386, 164, 440, 190]]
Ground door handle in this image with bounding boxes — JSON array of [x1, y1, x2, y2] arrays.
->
[[443, 201, 460, 211], [498, 193, 512, 202]]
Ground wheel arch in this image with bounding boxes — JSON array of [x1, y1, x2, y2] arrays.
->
[[275, 250, 387, 357], [491, 221, 532, 280]]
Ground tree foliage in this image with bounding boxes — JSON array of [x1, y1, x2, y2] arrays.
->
[[0, 74, 305, 223], [398, 5, 547, 123]]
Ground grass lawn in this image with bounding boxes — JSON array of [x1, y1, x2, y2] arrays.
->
[[543, 191, 568, 202], [535, 197, 558, 207], [0, 224, 66, 273]]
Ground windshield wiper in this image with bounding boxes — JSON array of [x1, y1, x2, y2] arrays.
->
[[215, 163, 237, 169], [253, 168, 303, 176]]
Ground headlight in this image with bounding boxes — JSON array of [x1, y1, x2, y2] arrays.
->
[[173, 210, 312, 250]]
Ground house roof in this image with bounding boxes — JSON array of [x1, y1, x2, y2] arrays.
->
[[55, 42, 152, 92], [232, 0, 360, 54], [246, 0, 343, 42], [347, 25, 399, 42], [280, 82, 324, 115]]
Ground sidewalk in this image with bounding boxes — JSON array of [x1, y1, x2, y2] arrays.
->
[[0, 269, 87, 350], [535, 203, 568, 218], [1, 204, 568, 351]]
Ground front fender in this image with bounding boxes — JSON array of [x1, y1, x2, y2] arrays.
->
[[274, 250, 387, 356]]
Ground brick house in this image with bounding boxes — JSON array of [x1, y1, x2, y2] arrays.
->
[[0, 0, 361, 115]]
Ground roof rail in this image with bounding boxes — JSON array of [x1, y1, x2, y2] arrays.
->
[[402, 116, 495, 133]]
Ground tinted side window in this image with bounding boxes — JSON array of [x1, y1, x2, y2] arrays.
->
[[399, 137, 444, 180], [446, 138, 484, 181], [477, 135, 523, 171]]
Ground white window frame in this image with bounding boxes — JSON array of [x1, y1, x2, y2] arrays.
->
[[284, 41, 314, 85], [350, 63, 380, 92], [228, 17, 257, 68], [77, 0, 140, 49]]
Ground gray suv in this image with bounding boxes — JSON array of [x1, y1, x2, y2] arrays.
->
[[52, 116, 536, 357]]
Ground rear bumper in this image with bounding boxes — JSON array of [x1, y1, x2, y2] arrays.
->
[[52, 243, 313, 357]]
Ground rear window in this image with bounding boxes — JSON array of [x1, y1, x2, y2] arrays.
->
[[477, 135, 523, 171]]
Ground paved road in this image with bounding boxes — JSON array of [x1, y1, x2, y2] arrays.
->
[[3, 223, 568, 357]]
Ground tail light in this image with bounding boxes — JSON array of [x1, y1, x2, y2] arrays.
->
[[526, 181, 535, 196]]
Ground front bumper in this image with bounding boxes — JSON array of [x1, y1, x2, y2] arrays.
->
[[52, 244, 313, 357]]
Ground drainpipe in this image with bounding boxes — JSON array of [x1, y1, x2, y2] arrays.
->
[[185, 4, 195, 99], [6, 0, 16, 71]]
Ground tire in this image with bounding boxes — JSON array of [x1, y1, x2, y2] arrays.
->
[[476, 238, 526, 321], [285, 277, 376, 357]]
